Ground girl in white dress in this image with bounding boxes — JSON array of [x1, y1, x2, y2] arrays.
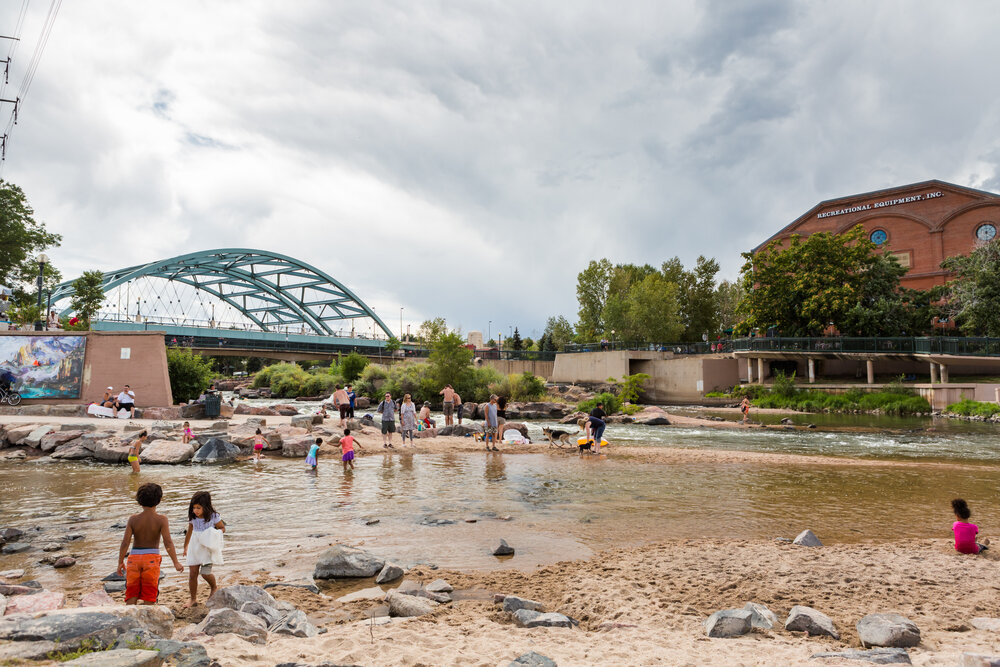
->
[[182, 491, 225, 607]]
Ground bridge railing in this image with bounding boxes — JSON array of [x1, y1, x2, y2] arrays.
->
[[564, 341, 726, 354], [564, 336, 1000, 357]]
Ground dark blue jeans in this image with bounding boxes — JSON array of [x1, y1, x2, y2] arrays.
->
[[592, 419, 606, 443]]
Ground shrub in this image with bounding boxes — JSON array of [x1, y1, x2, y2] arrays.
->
[[488, 372, 547, 402], [770, 371, 799, 398], [578, 391, 622, 415], [339, 352, 369, 383], [166, 348, 214, 404], [946, 399, 1000, 417], [617, 373, 650, 403], [751, 387, 929, 415]]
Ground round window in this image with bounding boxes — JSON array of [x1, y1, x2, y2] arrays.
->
[[976, 223, 997, 242], [869, 229, 888, 245]]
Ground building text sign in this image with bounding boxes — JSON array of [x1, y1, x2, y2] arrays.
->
[[817, 191, 943, 219]]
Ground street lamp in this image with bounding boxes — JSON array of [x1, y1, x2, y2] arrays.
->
[[399, 307, 404, 341], [488, 320, 492, 344], [34, 254, 48, 331]]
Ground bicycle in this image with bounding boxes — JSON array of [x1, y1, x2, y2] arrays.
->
[[0, 386, 21, 406]]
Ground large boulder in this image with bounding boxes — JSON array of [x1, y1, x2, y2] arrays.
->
[[21, 425, 56, 448], [314, 545, 385, 579], [269, 609, 319, 637], [239, 601, 283, 627], [502, 422, 529, 438], [282, 434, 315, 458], [39, 431, 84, 453], [632, 406, 671, 425], [194, 608, 266, 644], [140, 440, 195, 464], [205, 585, 277, 612], [3, 590, 65, 615], [290, 414, 318, 429], [386, 590, 437, 617], [272, 404, 300, 416], [0, 606, 173, 644], [93, 437, 132, 463], [506, 402, 574, 420], [744, 602, 778, 630], [785, 605, 839, 639], [139, 407, 183, 421], [857, 613, 921, 648], [191, 438, 241, 464], [375, 563, 404, 584], [61, 649, 163, 666], [179, 404, 205, 419], [3, 423, 42, 445], [51, 438, 97, 460], [705, 609, 752, 637], [502, 596, 545, 613]]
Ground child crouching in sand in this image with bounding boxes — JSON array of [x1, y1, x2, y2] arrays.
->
[[183, 491, 226, 607], [952, 498, 989, 554], [117, 483, 184, 605], [341, 429, 363, 473]]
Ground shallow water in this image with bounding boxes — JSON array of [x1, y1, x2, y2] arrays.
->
[[2, 441, 999, 591]]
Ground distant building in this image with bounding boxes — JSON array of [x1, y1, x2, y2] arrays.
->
[[755, 180, 1000, 290], [467, 331, 484, 349]]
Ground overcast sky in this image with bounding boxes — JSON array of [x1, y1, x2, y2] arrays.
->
[[3, 1, 999, 340]]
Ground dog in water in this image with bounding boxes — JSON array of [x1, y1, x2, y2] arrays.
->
[[542, 426, 578, 447]]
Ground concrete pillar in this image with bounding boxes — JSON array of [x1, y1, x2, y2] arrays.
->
[[757, 358, 766, 384], [929, 362, 939, 384], [746, 358, 754, 383], [939, 363, 949, 383], [807, 358, 816, 384], [866, 359, 875, 385]]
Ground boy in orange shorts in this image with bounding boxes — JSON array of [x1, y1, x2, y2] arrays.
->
[[117, 483, 184, 604]]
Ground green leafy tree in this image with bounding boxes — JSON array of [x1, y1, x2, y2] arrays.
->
[[0, 180, 62, 290], [510, 327, 523, 350], [166, 348, 215, 403], [339, 351, 370, 383], [428, 332, 473, 389], [69, 270, 105, 327], [715, 280, 744, 335], [543, 316, 574, 350], [738, 225, 915, 336], [385, 337, 401, 353], [622, 273, 683, 342], [575, 259, 612, 339], [522, 336, 535, 350], [942, 240, 1000, 335], [417, 317, 448, 346]]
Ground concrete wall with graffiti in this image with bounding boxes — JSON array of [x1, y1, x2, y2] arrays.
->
[[0, 335, 87, 398]]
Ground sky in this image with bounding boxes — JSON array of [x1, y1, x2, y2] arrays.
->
[[2, 1, 1000, 341]]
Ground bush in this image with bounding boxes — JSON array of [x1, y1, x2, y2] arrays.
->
[[251, 362, 344, 398], [770, 371, 799, 398], [946, 398, 1000, 417], [488, 371, 547, 402], [577, 391, 622, 415], [617, 373, 650, 403], [166, 348, 214, 404], [752, 388, 930, 415], [339, 352, 369, 383]]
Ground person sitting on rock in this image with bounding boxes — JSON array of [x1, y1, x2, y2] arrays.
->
[[115, 385, 136, 417], [418, 402, 437, 436]]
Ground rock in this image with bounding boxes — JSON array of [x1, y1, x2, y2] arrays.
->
[[191, 438, 240, 464], [509, 652, 558, 667], [355, 396, 371, 409], [336, 586, 386, 603], [857, 613, 920, 648], [0, 569, 25, 580], [793, 529, 823, 547], [79, 590, 115, 607], [512, 610, 575, 628], [972, 617, 1000, 632], [39, 430, 83, 453], [386, 590, 437, 617], [140, 407, 184, 421], [744, 602, 778, 630], [140, 440, 195, 464], [61, 649, 164, 666], [111, 631, 211, 667], [281, 433, 315, 458], [960, 654, 1000, 667], [179, 404, 205, 419], [92, 437, 133, 463], [53, 556, 77, 568], [195, 608, 267, 644], [269, 609, 319, 637], [104, 580, 127, 593], [0, 584, 38, 596], [416, 589, 451, 603], [42, 541, 64, 552], [493, 539, 515, 556], [705, 608, 753, 637], [425, 579, 453, 593], [0, 605, 173, 643], [290, 414, 317, 430], [313, 545, 385, 579], [205, 585, 277, 612], [395, 580, 422, 595], [0, 593, 5, 615], [3, 590, 64, 615], [785, 605, 840, 639], [375, 563, 404, 584], [51, 439, 96, 459], [22, 425, 56, 446], [502, 596, 545, 613], [262, 580, 321, 595], [811, 648, 913, 664], [0, 640, 60, 662], [0, 528, 24, 541], [239, 600, 283, 627], [1, 542, 30, 554]]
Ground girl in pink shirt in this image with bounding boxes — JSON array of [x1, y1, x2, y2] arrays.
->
[[952, 499, 989, 555]]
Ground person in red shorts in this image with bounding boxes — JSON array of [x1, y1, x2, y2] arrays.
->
[[117, 483, 184, 604]]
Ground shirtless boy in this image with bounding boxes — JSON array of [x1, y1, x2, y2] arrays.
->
[[117, 483, 184, 605]]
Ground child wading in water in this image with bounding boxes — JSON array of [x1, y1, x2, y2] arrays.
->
[[117, 483, 184, 605], [252, 428, 269, 462], [182, 421, 193, 444], [952, 498, 990, 554], [306, 437, 321, 470], [182, 491, 226, 607], [340, 428, 362, 472], [127, 431, 147, 473]]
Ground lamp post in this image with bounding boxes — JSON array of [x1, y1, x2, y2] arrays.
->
[[488, 320, 492, 344], [610, 329, 615, 350], [399, 307, 404, 341], [34, 253, 48, 331]]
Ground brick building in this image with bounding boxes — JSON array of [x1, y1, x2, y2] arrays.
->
[[755, 180, 1000, 290]]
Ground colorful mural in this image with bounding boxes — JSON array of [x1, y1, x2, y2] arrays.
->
[[0, 336, 87, 399]]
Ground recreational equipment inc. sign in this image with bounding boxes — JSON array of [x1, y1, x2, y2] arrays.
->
[[817, 191, 943, 219]]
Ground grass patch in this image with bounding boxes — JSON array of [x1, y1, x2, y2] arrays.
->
[[945, 399, 1000, 417], [48, 639, 104, 662]]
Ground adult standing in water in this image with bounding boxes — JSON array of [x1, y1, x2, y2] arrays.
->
[[484, 394, 500, 452], [439, 384, 455, 426], [332, 384, 350, 427], [586, 402, 607, 447], [376, 392, 397, 448], [740, 396, 751, 424]]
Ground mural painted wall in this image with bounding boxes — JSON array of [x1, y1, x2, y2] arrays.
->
[[0, 336, 87, 398]]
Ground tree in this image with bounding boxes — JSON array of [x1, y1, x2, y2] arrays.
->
[[339, 351, 369, 382], [715, 280, 744, 335], [428, 332, 473, 388], [166, 348, 214, 403], [0, 180, 62, 291], [510, 327, 523, 350], [522, 336, 535, 350], [622, 273, 683, 342], [543, 316, 575, 350], [385, 337, 401, 354], [942, 240, 1000, 336], [417, 317, 448, 346], [575, 259, 612, 339], [738, 225, 916, 336], [69, 270, 105, 327]]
